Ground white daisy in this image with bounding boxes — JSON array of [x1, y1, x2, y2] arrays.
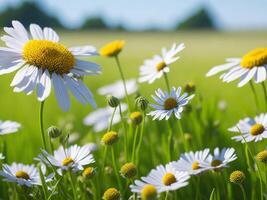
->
[[0, 163, 53, 187], [97, 79, 138, 99], [0, 120, 21, 135], [130, 182, 158, 200], [0, 153, 5, 160], [228, 113, 267, 143], [0, 20, 101, 111], [148, 87, 194, 120], [171, 148, 212, 175], [206, 48, 267, 87], [203, 147, 237, 170], [83, 103, 128, 132], [139, 43, 185, 84], [38, 144, 94, 173], [133, 164, 190, 193]]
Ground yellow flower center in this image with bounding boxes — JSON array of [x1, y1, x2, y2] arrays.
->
[[191, 161, 200, 170], [164, 98, 178, 110], [23, 40, 75, 74], [15, 170, 30, 180], [103, 188, 120, 200], [211, 159, 222, 167], [130, 111, 143, 125], [100, 40, 125, 57], [241, 48, 267, 69], [101, 131, 119, 146], [256, 150, 267, 163], [156, 61, 167, 72], [250, 123, 265, 136], [141, 184, 157, 200], [83, 167, 94, 178], [162, 173, 177, 186], [62, 157, 74, 166]]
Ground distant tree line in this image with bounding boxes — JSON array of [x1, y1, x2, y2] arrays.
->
[[0, 2, 216, 30]]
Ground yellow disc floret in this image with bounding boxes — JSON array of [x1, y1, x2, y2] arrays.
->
[[15, 170, 30, 180], [141, 184, 157, 200], [83, 167, 95, 179], [250, 124, 265, 136], [211, 159, 222, 167], [156, 61, 167, 71], [23, 40, 75, 74], [229, 170, 245, 184], [130, 111, 143, 125], [101, 131, 119, 146], [102, 188, 120, 200], [162, 173, 177, 186], [256, 150, 267, 164], [62, 157, 74, 166], [191, 161, 200, 170], [241, 48, 267, 69], [100, 40, 125, 57], [120, 162, 137, 179], [164, 98, 178, 110]]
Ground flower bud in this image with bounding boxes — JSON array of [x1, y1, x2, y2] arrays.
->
[[184, 82, 195, 93], [130, 111, 143, 125], [83, 167, 95, 179], [107, 95, 120, 108], [47, 126, 62, 139], [229, 170, 245, 184], [135, 96, 149, 111], [256, 150, 267, 164], [120, 163, 137, 179], [103, 188, 120, 200], [101, 131, 119, 146]]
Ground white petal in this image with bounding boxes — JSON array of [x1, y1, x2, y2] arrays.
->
[[37, 70, 51, 101], [238, 68, 257, 87], [43, 27, 59, 42], [30, 24, 44, 40], [69, 46, 98, 56]]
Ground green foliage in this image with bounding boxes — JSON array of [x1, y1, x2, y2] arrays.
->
[[81, 17, 109, 30]]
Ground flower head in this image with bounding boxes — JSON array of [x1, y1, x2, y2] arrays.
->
[[101, 131, 119, 146], [0, 21, 101, 111], [102, 188, 120, 200], [38, 144, 94, 173], [148, 87, 194, 120], [130, 111, 143, 125], [100, 40, 125, 57], [256, 150, 267, 164], [229, 170, 245, 184], [82, 167, 95, 179], [206, 49, 267, 87], [130, 183, 158, 200], [0, 120, 21, 135], [120, 162, 137, 179], [139, 43, 185, 84], [228, 113, 267, 143], [0, 163, 53, 187]]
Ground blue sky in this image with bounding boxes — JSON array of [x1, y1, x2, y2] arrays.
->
[[0, 0, 267, 30]]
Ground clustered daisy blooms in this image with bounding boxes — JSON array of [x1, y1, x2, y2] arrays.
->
[[148, 86, 194, 120], [206, 48, 267, 87], [0, 163, 53, 187], [228, 113, 267, 143], [0, 21, 101, 111], [0, 120, 21, 135], [38, 144, 95, 173], [139, 42, 185, 84]]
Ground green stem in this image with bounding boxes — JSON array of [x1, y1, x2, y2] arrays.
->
[[38, 166, 48, 199], [68, 170, 77, 200], [115, 55, 131, 111], [131, 126, 139, 162], [111, 147, 122, 189], [102, 147, 107, 172], [261, 82, 267, 111], [177, 120, 188, 151], [163, 72, 171, 92], [166, 120, 173, 162], [239, 184, 247, 200], [119, 104, 128, 162], [40, 101, 47, 150], [108, 107, 117, 131], [164, 191, 169, 200], [136, 112, 146, 165], [249, 81, 259, 112]]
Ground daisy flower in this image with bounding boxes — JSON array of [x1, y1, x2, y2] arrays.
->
[[83, 103, 128, 132], [228, 113, 267, 143], [38, 144, 94, 173], [0, 120, 21, 135], [0, 153, 5, 160], [203, 147, 237, 170], [130, 182, 158, 200], [148, 87, 194, 120], [97, 79, 138, 99], [132, 164, 190, 193], [100, 40, 125, 57], [139, 42, 185, 84], [0, 163, 53, 187], [171, 148, 212, 175], [206, 48, 267, 87], [0, 20, 101, 111]]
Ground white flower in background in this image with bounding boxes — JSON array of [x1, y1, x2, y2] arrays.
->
[[228, 113, 267, 143], [139, 43, 185, 84], [0, 163, 53, 187], [206, 48, 267, 87], [132, 164, 189, 193], [0, 153, 5, 160], [171, 148, 212, 175], [0, 120, 21, 135], [83, 103, 128, 132], [202, 147, 237, 170], [38, 144, 94, 173], [0, 20, 101, 111], [98, 79, 138, 99], [148, 87, 194, 120]]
